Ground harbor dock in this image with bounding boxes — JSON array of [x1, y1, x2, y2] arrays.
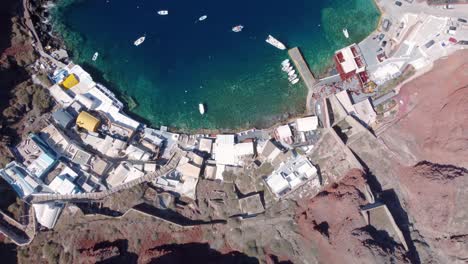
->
[[288, 47, 317, 91], [288, 47, 320, 116]]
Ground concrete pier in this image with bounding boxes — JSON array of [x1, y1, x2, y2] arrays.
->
[[288, 47, 319, 115], [288, 47, 317, 90]]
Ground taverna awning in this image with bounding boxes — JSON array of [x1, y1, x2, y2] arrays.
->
[[76, 111, 100, 132], [60, 74, 79, 89]]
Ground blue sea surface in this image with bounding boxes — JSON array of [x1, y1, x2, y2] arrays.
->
[[52, 0, 380, 131]]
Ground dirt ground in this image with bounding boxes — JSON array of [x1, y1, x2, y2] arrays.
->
[[397, 162, 468, 263], [380, 49, 468, 168]]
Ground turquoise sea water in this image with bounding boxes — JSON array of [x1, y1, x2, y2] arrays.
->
[[51, 0, 379, 131]]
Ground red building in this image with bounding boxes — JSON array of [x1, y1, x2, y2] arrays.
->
[[334, 44, 367, 81]]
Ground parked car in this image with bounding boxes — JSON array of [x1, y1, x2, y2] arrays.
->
[[395, 1, 402, 6], [458, 18, 467, 23], [382, 19, 391, 32]]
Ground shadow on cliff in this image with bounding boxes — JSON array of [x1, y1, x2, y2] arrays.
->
[[0, 0, 18, 56], [147, 243, 259, 264], [93, 239, 138, 264], [0, 242, 17, 264], [380, 189, 421, 264], [0, 63, 30, 110], [351, 153, 422, 264]]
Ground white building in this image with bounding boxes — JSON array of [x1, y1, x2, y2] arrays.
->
[[33, 202, 63, 229], [198, 138, 214, 155], [335, 90, 377, 126], [265, 156, 319, 197], [0, 162, 41, 198], [295, 116, 319, 132], [48, 166, 81, 195], [106, 162, 145, 188], [155, 156, 202, 200], [275, 125, 293, 144], [353, 99, 377, 126], [213, 135, 255, 167]]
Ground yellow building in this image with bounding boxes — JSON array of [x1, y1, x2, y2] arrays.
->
[[76, 111, 100, 132], [60, 74, 79, 89]]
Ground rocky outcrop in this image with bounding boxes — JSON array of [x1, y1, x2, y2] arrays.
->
[[144, 243, 259, 264], [399, 161, 468, 263], [77, 239, 137, 264], [295, 169, 409, 264]]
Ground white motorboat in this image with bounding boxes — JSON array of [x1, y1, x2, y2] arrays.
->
[[92, 52, 98, 61], [343, 28, 349, 39], [288, 70, 296, 76], [232, 25, 244, 32], [281, 59, 290, 66], [134, 36, 145, 46], [199, 15, 207, 21], [291, 78, 299, 85], [288, 74, 297, 81], [281, 65, 291, 72], [199, 103, 205, 115], [286, 66, 293, 72], [158, 10, 169, 15], [266, 35, 286, 50]]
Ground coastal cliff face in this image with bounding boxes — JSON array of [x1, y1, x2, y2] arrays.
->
[[378, 50, 468, 263], [295, 169, 409, 264], [399, 162, 468, 263], [0, 0, 40, 166]]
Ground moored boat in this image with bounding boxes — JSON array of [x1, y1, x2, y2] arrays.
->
[[288, 70, 296, 76], [92, 52, 98, 61], [232, 25, 244, 32], [158, 10, 169, 15], [199, 15, 207, 21], [291, 78, 299, 85], [343, 28, 349, 39], [199, 103, 205, 115], [266, 35, 286, 50], [288, 74, 297, 81], [134, 36, 146, 46], [281, 59, 290, 66]]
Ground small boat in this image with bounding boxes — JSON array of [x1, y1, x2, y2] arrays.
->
[[199, 103, 205, 115], [232, 25, 244, 32], [288, 74, 297, 81], [157, 10, 168, 15], [266, 35, 286, 50], [199, 15, 207, 21], [288, 70, 296, 76], [92, 52, 98, 61], [281, 65, 291, 72], [343, 28, 349, 39], [291, 78, 299, 85], [281, 59, 290, 66], [134, 36, 145, 46], [286, 66, 293, 72]]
